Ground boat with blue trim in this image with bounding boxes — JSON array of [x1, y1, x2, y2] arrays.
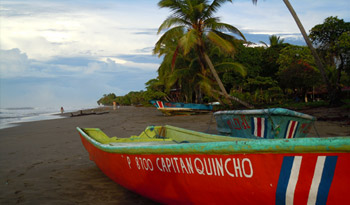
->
[[77, 123, 350, 204], [149, 100, 213, 115], [214, 108, 316, 139]]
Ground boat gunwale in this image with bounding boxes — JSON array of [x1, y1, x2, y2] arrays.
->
[[157, 108, 193, 111], [77, 125, 350, 155], [149, 100, 213, 110], [214, 108, 316, 121]]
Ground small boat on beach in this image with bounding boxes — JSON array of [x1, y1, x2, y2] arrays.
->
[[149, 100, 213, 115], [214, 108, 316, 139], [77, 122, 350, 204]]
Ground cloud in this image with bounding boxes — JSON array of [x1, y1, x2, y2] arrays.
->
[[222, 0, 350, 37], [0, 48, 160, 78], [85, 58, 120, 74], [1, 0, 349, 108], [98, 56, 160, 72], [0, 0, 167, 62], [0, 48, 29, 76], [0, 48, 159, 107], [0, 48, 57, 78]]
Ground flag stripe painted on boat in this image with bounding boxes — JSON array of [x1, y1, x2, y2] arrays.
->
[[156, 101, 164, 108], [276, 156, 338, 205], [285, 121, 299, 139], [314, 156, 337, 204], [307, 156, 325, 205], [285, 156, 302, 205], [251, 117, 267, 138], [276, 156, 294, 204]]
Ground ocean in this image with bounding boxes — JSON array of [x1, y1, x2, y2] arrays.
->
[[0, 106, 97, 129]]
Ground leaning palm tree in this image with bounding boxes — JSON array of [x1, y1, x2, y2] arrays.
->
[[155, 0, 253, 108], [253, 0, 334, 104]]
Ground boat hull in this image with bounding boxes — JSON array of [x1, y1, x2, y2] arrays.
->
[[79, 133, 349, 204], [150, 100, 213, 110], [157, 108, 211, 116]]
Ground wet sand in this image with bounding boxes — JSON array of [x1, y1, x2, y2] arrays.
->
[[0, 106, 349, 204]]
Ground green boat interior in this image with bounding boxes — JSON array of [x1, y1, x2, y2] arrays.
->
[[78, 125, 350, 154], [81, 125, 249, 146]]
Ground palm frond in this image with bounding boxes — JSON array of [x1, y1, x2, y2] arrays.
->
[[259, 41, 268, 47], [205, 0, 232, 18], [179, 29, 199, 55], [207, 31, 235, 54], [213, 30, 239, 44], [203, 17, 221, 26], [154, 26, 185, 56], [158, 16, 190, 34], [188, 56, 201, 72], [269, 35, 285, 46], [159, 0, 194, 23], [209, 23, 246, 41], [165, 67, 195, 92], [158, 0, 185, 13], [215, 62, 247, 77], [197, 73, 217, 96], [194, 2, 206, 14]]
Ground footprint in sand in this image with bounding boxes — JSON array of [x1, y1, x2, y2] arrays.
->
[[26, 161, 44, 171], [24, 182, 33, 188]]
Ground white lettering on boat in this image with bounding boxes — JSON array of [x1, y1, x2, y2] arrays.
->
[[225, 158, 234, 177], [126, 156, 253, 178], [242, 158, 253, 178], [127, 156, 131, 168], [194, 158, 205, 175], [135, 157, 154, 171]]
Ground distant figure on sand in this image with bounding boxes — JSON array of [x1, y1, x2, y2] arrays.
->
[[61, 107, 64, 114], [113, 102, 117, 110]]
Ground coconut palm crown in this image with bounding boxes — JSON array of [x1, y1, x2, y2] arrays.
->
[[155, 0, 252, 108]]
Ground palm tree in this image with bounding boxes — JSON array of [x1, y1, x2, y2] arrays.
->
[[155, 0, 253, 108], [270, 35, 285, 47], [260, 35, 285, 47], [155, 28, 203, 103]]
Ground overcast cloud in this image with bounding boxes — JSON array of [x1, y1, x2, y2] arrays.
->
[[0, 0, 349, 107]]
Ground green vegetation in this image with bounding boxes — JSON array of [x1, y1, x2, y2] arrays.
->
[[98, 1, 350, 109], [309, 16, 350, 105], [154, 0, 251, 108], [97, 93, 117, 105]]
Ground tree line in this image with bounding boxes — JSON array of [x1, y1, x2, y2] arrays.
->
[[98, 1, 349, 108]]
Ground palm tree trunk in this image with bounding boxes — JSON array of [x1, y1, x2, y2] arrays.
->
[[282, 0, 338, 105], [203, 53, 254, 108]]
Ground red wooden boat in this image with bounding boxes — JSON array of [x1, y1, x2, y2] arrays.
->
[[77, 125, 350, 204]]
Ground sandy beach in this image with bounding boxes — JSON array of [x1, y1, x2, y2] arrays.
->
[[0, 106, 349, 204]]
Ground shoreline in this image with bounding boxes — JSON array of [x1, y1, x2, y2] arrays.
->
[[0, 106, 102, 130], [0, 106, 349, 204]]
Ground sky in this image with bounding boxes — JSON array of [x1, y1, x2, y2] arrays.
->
[[0, 0, 349, 108]]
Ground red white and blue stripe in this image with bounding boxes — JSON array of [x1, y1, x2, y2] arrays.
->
[[156, 101, 164, 109], [251, 117, 268, 138], [276, 156, 338, 205], [285, 120, 299, 139]]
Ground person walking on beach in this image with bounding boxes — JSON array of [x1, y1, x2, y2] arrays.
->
[[61, 107, 64, 114]]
